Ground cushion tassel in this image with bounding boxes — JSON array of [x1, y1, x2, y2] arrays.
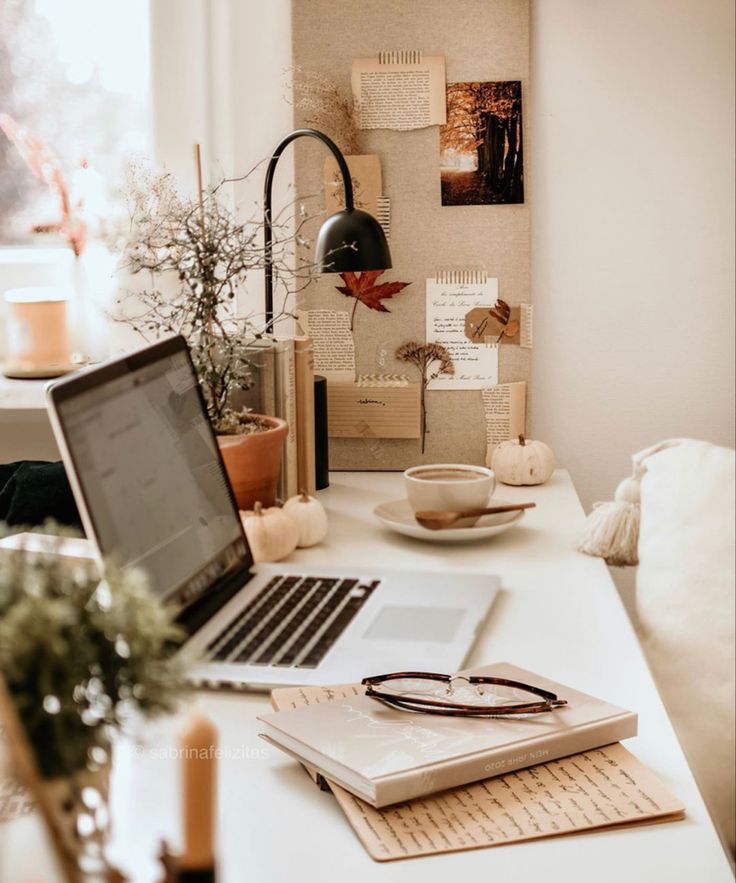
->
[[577, 475, 641, 566]]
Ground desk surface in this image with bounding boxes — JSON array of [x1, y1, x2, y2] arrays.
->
[[0, 374, 48, 411], [2, 471, 731, 882]]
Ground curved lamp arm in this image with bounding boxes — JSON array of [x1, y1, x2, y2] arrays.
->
[[263, 128, 354, 330]]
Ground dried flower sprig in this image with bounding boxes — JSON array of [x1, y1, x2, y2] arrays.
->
[[0, 113, 86, 255], [396, 341, 454, 453], [290, 67, 363, 155]]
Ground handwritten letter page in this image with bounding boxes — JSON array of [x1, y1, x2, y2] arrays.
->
[[426, 276, 499, 389], [332, 743, 684, 861], [352, 54, 447, 130]]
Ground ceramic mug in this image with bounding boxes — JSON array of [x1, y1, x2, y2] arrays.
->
[[403, 464, 496, 512]]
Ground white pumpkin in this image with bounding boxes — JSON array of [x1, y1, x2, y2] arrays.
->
[[491, 435, 556, 486], [283, 492, 329, 547], [240, 502, 299, 563]]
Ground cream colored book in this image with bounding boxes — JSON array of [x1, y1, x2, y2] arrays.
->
[[273, 338, 298, 500], [260, 663, 638, 808], [293, 335, 316, 495]]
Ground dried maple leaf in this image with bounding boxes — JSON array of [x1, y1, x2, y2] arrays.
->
[[335, 270, 410, 329]]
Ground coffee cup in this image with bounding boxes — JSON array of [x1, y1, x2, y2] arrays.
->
[[403, 464, 496, 512]]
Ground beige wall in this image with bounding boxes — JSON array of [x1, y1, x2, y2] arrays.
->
[[530, 0, 735, 513], [4, 1, 734, 504]]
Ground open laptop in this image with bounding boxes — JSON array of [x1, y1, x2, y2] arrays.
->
[[46, 335, 497, 690]]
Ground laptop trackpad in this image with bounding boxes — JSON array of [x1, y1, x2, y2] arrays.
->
[[363, 606, 465, 643]]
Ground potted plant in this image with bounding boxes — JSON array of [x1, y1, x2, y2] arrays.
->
[[0, 528, 184, 879], [115, 161, 313, 510]]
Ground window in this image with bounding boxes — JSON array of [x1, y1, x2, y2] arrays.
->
[[0, 0, 151, 244]]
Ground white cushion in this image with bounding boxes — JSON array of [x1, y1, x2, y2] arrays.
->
[[636, 440, 735, 854]]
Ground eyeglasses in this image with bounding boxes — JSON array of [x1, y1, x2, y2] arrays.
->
[[361, 672, 568, 717]]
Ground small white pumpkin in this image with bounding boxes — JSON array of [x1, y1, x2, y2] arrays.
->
[[240, 502, 299, 563], [491, 434, 556, 486], [283, 491, 329, 548]]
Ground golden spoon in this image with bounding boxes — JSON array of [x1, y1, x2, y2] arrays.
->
[[415, 502, 536, 531]]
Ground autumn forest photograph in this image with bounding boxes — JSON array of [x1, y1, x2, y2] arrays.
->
[[440, 80, 524, 205]]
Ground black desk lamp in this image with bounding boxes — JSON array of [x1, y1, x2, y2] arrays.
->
[[263, 128, 392, 330]]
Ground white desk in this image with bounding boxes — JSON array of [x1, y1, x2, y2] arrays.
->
[[3, 471, 732, 881], [0, 375, 59, 462]]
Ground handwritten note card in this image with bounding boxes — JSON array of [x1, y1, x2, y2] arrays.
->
[[352, 53, 447, 130], [327, 381, 421, 439], [426, 275, 499, 389], [271, 684, 684, 863]]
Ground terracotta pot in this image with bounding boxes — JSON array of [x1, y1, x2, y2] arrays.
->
[[217, 415, 288, 510]]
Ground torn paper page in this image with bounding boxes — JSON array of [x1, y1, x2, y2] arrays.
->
[[351, 53, 447, 130], [296, 310, 356, 383], [426, 274, 499, 389], [323, 154, 382, 219], [482, 382, 527, 464]]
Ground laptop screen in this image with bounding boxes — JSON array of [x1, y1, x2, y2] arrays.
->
[[52, 341, 250, 605]]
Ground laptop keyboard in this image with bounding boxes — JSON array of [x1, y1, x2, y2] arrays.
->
[[205, 574, 380, 669]]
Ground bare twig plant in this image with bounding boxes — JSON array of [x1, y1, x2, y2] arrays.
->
[[114, 156, 326, 434]]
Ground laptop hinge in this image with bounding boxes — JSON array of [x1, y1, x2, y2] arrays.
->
[[175, 565, 251, 639]]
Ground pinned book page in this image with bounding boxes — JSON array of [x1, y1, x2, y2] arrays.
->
[[482, 381, 526, 463], [351, 52, 447, 130], [426, 270, 499, 389], [270, 684, 684, 863], [296, 310, 356, 383]]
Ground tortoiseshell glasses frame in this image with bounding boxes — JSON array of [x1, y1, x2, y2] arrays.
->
[[361, 671, 568, 717]]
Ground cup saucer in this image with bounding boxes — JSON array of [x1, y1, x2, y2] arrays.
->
[[373, 498, 525, 543]]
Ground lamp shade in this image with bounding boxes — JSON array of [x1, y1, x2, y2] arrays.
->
[[315, 208, 392, 274]]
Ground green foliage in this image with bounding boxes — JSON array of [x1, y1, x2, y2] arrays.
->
[[0, 529, 185, 779]]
